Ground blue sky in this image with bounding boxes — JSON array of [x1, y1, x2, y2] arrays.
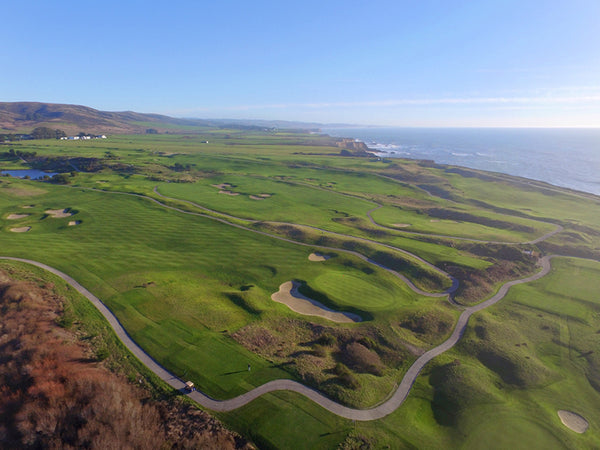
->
[[2, 0, 599, 126]]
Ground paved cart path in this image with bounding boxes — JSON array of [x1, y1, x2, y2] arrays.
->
[[0, 255, 555, 421]]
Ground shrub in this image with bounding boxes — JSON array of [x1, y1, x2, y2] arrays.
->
[[343, 342, 384, 376], [334, 363, 360, 389]]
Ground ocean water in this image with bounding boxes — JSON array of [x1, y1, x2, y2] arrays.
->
[[322, 128, 600, 196]]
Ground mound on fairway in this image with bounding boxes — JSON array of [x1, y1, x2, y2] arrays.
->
[[271, 281, 362, 323], [7, 214, 29, 220], [10, 227, 31, 233], [558, 410, 589, 433], [45, 209, 73, 218], [308, 252, 331, 262]]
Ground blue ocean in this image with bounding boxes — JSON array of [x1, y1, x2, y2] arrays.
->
[[322, 128, 600, 196]]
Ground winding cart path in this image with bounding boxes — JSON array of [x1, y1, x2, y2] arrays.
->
[[0, 255, 555, 420]]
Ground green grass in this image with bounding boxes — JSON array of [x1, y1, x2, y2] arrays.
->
[[2, 131, 599, 448]]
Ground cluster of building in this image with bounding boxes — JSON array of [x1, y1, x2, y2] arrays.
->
[[60, 135, 107, 140]]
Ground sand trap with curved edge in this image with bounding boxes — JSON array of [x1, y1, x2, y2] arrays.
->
[[557, 410, 589, 433], [249, 195, 265, 200], [21, 205, 34, 209], [46, 209, 73, 218], [211, 183, 231, 189], [271, 281, 362, 323], [393, 223, 411, 228], [308, 252, 331, 262], [10, 226, 31, 233], [68, 220, 82, 226], [7, 214, 29, 220], [258, 193, 271, 198]]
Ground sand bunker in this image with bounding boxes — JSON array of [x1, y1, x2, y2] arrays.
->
[[218, 190, 239, 196], [211, 183, 232, 189], [7, 214, 29, 220], [20, 205, 34, 209], [308, 252, 331, 262], [68, 220, 82, 226], [249, 195, 264, 200], [46, 209, 73, 218], [271, 281, 362, 323], [10, 226, 31, 233], [557, 410, 589, 433], [393, 223, 411, 228], [430, 219, 440, 223], [258, 193, 271, 198]]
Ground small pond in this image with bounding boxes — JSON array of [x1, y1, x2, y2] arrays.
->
[[1, 169, 58, 180]]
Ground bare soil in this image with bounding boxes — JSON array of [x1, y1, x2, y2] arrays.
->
[[557, 410, 589, 433], [308, 252, 331, 262], [271, 281, 361, 323], [10, 226, 31, 233], [45, 208, 73, 218]]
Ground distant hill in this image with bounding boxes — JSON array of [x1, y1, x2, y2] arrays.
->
[[0, 102, 339, 135], [0, 102, 216, 134]]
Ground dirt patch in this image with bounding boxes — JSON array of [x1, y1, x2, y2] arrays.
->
[[557, 410, 589, 433], [392, 223, 411, 228], [7, 214, 29, 220], [10, 227, 31, 233], [211, 183, 232, 189], [249, 195, 264, 200], [308, 252, 331, 262], [68, 220, 82, 226], [218, 190, 239, 196], [271, 281, 361, 323], [45, 208, 73, 218]]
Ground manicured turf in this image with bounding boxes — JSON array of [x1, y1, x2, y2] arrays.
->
[[2, 131, 599, 448]]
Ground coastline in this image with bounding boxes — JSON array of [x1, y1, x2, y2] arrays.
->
[[325, 127, 600, 197]]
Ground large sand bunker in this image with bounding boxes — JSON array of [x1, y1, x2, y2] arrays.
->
[[308, 252, 331, 262], [7, 214, 29, 220], [271, 281, 362, 323], [46, 209, 73, 218], [557, 410, 589, 433], [10, 226, 31, 233]]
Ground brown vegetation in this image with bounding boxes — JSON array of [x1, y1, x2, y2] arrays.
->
[[232, 318, 408, 403], [0, 272, 251, 449]]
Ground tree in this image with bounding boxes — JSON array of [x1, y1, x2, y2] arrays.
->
[[31, 127, 56, 139]]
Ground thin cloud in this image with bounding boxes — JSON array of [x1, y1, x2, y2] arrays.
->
[[216, 95, 600, 111]]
